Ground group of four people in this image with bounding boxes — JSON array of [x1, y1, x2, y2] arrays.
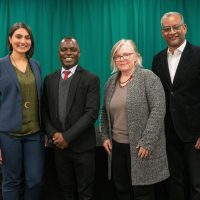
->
[[0, 11, 200, 200]]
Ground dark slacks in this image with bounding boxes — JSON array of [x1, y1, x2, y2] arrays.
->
[[112, 140, 155, 200], [166, 122, 200, 200], [54, 148, 95, 200], [0, 132, 45, 200]]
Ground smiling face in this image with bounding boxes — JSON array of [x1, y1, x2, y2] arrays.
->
[[114, 44, 137, 73], [161, 14, 187, 51], [9, 28, 32, 55], [59, 38, 80, 69]]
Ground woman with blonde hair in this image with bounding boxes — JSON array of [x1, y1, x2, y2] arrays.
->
[[100, 39, 169, 200]]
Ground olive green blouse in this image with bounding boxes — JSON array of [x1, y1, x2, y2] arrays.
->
[[11, 64, 40, 136]]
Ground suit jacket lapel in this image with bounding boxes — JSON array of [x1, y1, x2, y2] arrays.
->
[[160, 50, 173, 89], [52, 71, 60, 118], [5, 55, 21, 91], [65, 66, 82, 116], [172, 42, 192, 88], [29, 60, 41, 97]]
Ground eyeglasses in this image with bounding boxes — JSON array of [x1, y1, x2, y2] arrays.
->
[[161, 24, 184, 33], [113, 53, 134, 62]]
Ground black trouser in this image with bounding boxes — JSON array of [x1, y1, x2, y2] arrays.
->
[[112, 140, 155, 200], [54, 148, 95, 200], [166, 122, 200, 200]]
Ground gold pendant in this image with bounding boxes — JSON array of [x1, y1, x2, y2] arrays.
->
[[24, 101, 31, 109]]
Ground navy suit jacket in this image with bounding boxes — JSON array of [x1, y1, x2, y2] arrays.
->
[[0, 55, 42, 133], [152, 42, 200, 142], [43, 65, 100, 152]]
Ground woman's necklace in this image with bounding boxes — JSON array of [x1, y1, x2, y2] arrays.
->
[[10, 55, 31, 109], [119, 75, 132, 88], [10, 55, 27, 73]]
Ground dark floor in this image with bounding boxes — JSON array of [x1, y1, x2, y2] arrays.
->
[[41, 147, 168, 200], [40, 147, 117, 200], [0, 147, 168, 200]]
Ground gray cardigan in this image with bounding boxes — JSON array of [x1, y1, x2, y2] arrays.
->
[[100, 67, 169, 185]]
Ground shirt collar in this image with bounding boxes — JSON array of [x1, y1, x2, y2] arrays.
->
[[61, 65, 78, 75], [167, 40, 186, 55]]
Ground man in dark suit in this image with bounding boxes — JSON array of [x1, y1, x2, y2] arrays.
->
[[43, 37, 100, 200], [152, 12, 200, 200]]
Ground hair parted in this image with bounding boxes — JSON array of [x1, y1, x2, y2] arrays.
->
[[110, 39, 142, 73], [8, 22, 34, 58]]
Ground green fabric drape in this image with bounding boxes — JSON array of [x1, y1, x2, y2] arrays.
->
[[1, 0, 200, 91]]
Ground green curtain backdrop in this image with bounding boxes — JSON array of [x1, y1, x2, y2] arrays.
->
[[1, 0, 200, 92]]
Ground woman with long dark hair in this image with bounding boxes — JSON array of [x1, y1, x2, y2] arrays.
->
[[0, 22, 44, 200]]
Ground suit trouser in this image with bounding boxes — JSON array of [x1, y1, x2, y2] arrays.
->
[[166, 122, 200, 200], [112, 140, 155, 200], [0, 132, 45, 200], [54, 148, 95, 200]]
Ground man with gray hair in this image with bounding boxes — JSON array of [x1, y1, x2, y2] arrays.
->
[[152, 12, 200, 200]]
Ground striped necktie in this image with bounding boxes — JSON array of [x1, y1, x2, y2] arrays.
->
[[63, 70, 71, 80]]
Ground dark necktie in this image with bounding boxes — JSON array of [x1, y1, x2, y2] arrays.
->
[[63, 71, 71, 80]]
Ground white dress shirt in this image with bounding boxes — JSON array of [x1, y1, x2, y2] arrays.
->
[[61, 65, 77, 79], [167, 40, 186, 83]]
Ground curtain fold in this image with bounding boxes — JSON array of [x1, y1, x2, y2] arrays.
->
[[0, 0, 200, 86]]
